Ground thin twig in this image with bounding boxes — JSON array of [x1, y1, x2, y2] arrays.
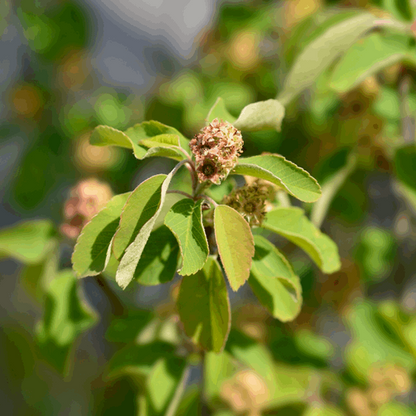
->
[[167, 190, 194, 199], [185, 161, 197, 193], [165, 364, 191, 416], [399, 74, 415, 144], [197, 194, 218, 208], [94, 274, 125, 316]]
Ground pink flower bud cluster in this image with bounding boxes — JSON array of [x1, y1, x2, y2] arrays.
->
[[189, 118, 243, 185], [61, 178, 113, 239]]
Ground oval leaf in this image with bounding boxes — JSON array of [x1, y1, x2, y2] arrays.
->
[[279, 12, 378, 104], [0, 219, 56, 264], [72, 192, 131, 277], [232, 154, 322, 203], [134, 225, 179, 285], [115, 170, 175, 289], [177, 257, 231, 352], [113, 175, 166, 260], [164, 199, 209, 276], [214, 205, 254, 291], [234, 99, 285, 132], [249, 235, 302, 322], [330, 33, 415, 93], [262, 207, 341, 274]]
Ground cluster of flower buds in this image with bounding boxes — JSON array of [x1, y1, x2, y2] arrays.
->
[[223, 180, 272, 226], [61, 178, 113, 239], [189, 118, 243, 185]]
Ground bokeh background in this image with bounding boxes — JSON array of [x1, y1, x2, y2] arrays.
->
[[1, 0, 416, 415]]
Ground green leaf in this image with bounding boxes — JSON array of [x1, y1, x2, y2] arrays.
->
[[310, 153, 357, 228], [207, 97, 237, 124], [344, 301, 415, 382], [395, 144, 416, 193], [125, 120, 190, 154], [249, 235, 302, 322], [0, 219, 56, 264], [164, 199, 209, 276], [330, 34, 416, 93], [115, 170, 176, 289], [234, 99, 285, 132], [113, 175, 166, 260], [225, 329, 276, 382], [278, 12, 379, 105], [262, 207, 341, 274], [90, 125, 147, 158], [105, 311, 153, 343], [147, 357, 186, 414], [233, 154, 322, 203], [204, 351, 236, 401], [214, 205, 255, 291], [141, 146, 188, 161], [134, 225, 179, 285], [72, 192, 131, 278], [90, 123, 189, 161], [105, 341, 176, 380], [21, 242, 59, 302], [36, 270, 97, 375], [177, 257, 231, 352]]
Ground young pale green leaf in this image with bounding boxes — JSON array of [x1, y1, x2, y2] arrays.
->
[[214, 205, 255, 291], [330, 34, 416, 93], [90, 123, 189, 161], [177, 257, 231, 352], [134, 225, 179, 285], [140, 134, 180, 148], [207, 97, 237, 124], [90, 125, 147, 158], [164, 199, 209, 276], [234, 99, 285, 132], [113, 175, 166, 260], [278, 12, 379, 105], [249, 235, 302, 322], [147, 357, 186, 414], [262, 207, 341, 274], [0, 219, 56, 264], [36, 269, 97, 375], [115, 170, 176, 289], [140, 146, 186, 161], [125, 120, 190, 153], [72, 192, 131, 278], [232, 154, 322, 203]]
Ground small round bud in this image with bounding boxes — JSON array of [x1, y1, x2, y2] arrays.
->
[[61, 178, 113, 239]]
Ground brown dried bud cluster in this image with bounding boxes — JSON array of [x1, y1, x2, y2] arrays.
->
[[61, 178, 113, 239], [223, 180, 273, 226], [189, 118, 243, 185]]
